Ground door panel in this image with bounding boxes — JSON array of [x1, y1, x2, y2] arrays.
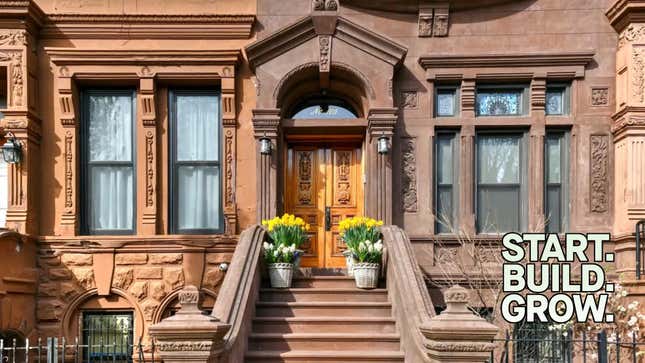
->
[[285, 144, 362, 268]]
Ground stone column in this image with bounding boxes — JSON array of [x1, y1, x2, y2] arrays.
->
[[149, 285, 230, 363], [421, 285, 498, 363], [529, 76, 546, 231], [367, 108, 397, 224], [252, 108, 280, 222], [139, 75, 157, 234]]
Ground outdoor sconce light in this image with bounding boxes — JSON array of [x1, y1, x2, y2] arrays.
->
[[377, 134, 390, 154], [2, 132, 21, 164], [259, 135, 272, 155]]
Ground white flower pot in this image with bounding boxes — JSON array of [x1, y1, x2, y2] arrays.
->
[[268, 263, 293, 288], [353, 262, 380, 289], [343, 250, 355, 276]]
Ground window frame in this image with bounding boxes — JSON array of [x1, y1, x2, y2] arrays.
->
[[434, 85, 459, 117], [434, 130, 460, 233], [545, 82, 571, 116], [544, 130, 570, 233], [80, 89, 137, 236], [474, 130, 528, 234], [81, 310, 134, 363], [168, 89, 224, 235], [475, 84, 529, 117]]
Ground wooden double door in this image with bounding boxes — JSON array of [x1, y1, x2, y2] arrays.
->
[[285, 142, 363, 268]]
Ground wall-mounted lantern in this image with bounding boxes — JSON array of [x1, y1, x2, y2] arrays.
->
[[377, 133, 390, 154], [259, 134, 272, 155], [2, 132, 21, 164]]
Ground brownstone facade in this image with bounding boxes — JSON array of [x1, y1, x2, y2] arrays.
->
[[0, 0, 644, 360]]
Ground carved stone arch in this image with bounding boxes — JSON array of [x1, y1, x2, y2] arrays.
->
[[60, 288, 145, 340], [331, 61, 376, 100], [272, 62, 319, 103], [152, 287, 218, 323]]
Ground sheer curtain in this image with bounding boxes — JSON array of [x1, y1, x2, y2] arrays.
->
[[87, 93, 133, 232], [175, 93, 220, 231]]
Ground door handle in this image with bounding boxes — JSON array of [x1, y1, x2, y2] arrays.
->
[[325, 207, 331, 231]]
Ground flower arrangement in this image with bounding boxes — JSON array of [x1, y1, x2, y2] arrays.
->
[[339, 216, 383, 252], [262, 242, 297, 264], [262, 213, 310, 248], [353, 239, 384, 263]]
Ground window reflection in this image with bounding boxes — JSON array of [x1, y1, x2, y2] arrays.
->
[[476, 90, 523, 116], [291, 98, 357, 119]]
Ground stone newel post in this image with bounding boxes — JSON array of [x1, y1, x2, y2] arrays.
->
[[421, 285, 499, 363], [149, 285, 230, 363]]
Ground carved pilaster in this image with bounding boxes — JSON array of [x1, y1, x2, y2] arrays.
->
[[529, 126, 545, 231], [367, 108, 396, 224], [590, 134, 609, 213], [401, 138, 417, 213], [459, 125, 475, 234], [139, 76, 157, 234], [221, 75, 237, 234], [531, 77, 546, 111], [461, 78, 476, 117], [252, 108, 280, 223]]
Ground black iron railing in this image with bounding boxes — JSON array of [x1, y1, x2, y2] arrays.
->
[[636, 220, 645, 279], [0, 338, 157, 363], [491, 330, 644, 363]]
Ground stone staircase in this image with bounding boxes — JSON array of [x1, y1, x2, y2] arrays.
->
[[244, 270, 405, 363]]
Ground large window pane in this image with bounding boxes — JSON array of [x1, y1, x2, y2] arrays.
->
[[83, 91, 135, 235], [88, 95, 133, 162], [90, 167, 133, 231], [177, 166, 220, 230], [477, 187, 520, 232], [171, 91, 221, 233], [176, 95, 219, 161], [546, 136, 561, 183], [83, 312, 133, 363], [477, 135, 520, 183], [435, 133, 457, 233], [545, 132, 568, 233], [477, 134, 523, 233]]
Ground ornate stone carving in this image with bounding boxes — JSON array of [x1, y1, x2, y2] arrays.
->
[[620, 24, 645, 47], [64, 131, 73, 213], [590, 135, 609, 213], [418, 14, 433, 37], [433, 14, 449, 36], [178, 288, 200, 305], [434, 246, 457, 265], [336, 151, 351, 205], [313, 0, 338, 10], [297, 151, 313, 205], [0, 30, 26, 47], [401, 139, 417, 212], [224, 130, 234, 207], [9, 52, 23, 107], [591, 87, 608, 106], [145, 131, 154, 208], [426, 341, 497, 352], [319, 36, 331, 73], [326, 0, 338, 10], [400, 91, 418, 109], [443, 285, 469, 303], [633, 47, 645, 103], [158, 342, 213, 352], [141, 95, 156, 126]]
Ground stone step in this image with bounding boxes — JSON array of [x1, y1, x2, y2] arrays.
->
[[259, 288, 389, 302], [291, 275, 361, 288], [251, 316, 397, 333], [244, 350, 405, 363], [255, 301, 392, 317], [248, 333, 401, 351]]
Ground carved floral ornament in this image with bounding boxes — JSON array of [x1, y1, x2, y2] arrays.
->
[[590, 135, 609, 213], [620, 23, 645, 47], [0, 30, 26, 47]]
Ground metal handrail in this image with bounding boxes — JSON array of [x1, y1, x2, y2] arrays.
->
[[635, 220, 645, 279]]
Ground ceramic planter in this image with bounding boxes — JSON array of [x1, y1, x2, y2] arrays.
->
[[353, 262, 380, 289], [342, 249, 355, 276], [268, 263, 293, 288]]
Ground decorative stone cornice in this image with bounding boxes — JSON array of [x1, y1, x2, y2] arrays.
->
[[367, 108, 397, 137], [420, 51, 595, 80], [246, 15, 407, 69], [42, 14, 254, 40], [46, 49, 242, 66], [0, 0, 45, 32], [606, 0, 645, 32]]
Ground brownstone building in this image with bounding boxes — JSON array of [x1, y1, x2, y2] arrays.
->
[[0, 0, 644, 361]]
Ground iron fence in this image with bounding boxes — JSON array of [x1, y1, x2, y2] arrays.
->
[[0, 338, 158, 363], [636, 220, 645, 280], [491, 330, 645, 363]]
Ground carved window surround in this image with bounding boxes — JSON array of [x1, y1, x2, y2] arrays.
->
[[48, 49, 241, 236]]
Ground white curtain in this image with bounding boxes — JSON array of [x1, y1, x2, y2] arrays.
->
[[175, 94, 220, 230], [88, 94, 133, 232]]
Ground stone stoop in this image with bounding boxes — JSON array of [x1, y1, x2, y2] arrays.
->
[[244, 271, 405, 363]]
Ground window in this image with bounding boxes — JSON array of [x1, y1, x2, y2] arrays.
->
[[514, 321, 571, 363], [476, 133, 526, 233], [82, 311, 133, 363], [545, 84, 570, 115], [545, 131, 569, 233], [476, 85, 528, 116], [291, 97, 357, 119], [170, 90, 222, 233], [81, 90, 136, 235], [435, 86, 458, 117], [435, 132, 459, 233]]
